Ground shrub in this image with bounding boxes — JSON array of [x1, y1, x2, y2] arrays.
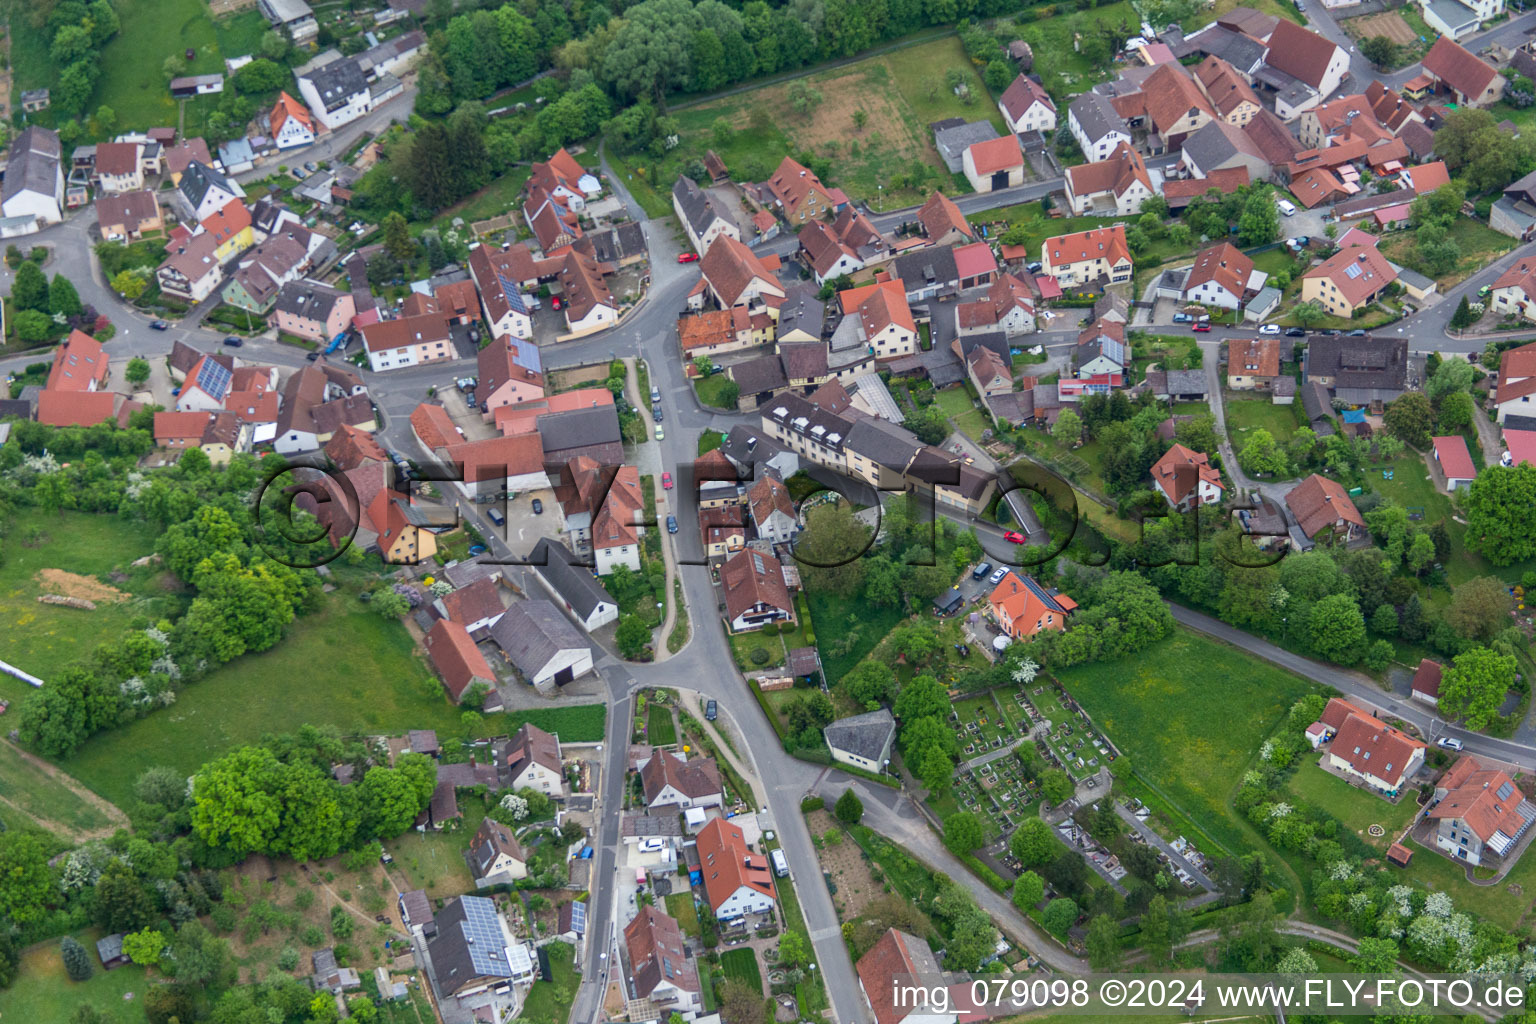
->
[[750, 648, 770, 665]]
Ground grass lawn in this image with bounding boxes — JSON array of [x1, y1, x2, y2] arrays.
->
[[0, 741, 123, 839], [5, 935, 150, 1021], [388, 803, 486, 897], [719, 947, 763, 992], [1398, 829, 1536, 930], [803, 581, 908, 683], [429, 166, 534, 232], [647, 703, 678, 746], [665, 892, 701, 937], [1055, 627, 1316, 853], [522, 941, 579, 1024], [933, 386, 976, 420], [56, 587, 465, 807], [1183, 0, 1303, 29], [1224, 396, 1304, 444], [1286, 757, 1418, 854], [730, 627, 787, 670], [0, 510, 182, 702], [698, 429, 726, 455], [696, 373, 738, 409], [1378, 216, 1517, 290], [1004, 2, 1141, 102], [504, 705, 607, 742]]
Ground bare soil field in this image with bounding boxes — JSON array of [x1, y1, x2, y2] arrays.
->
[[1347, 11, 1417, 44], [34, 568, 128, 603], [808, 809, 884, 922]]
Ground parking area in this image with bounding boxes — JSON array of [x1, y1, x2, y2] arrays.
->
[[437, 388, 496, 441]]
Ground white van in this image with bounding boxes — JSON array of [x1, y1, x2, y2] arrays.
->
[[1276, 198, 1297, 217], [770, 849, 790, 878]]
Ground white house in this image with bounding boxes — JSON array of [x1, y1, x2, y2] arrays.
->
[[501, 722, 565, 796], [1069, 92, 1132, 162], [529, 537, 620, 632], [697, 817, 776, 920], [298, 58, 371, 131], [746, 473, 798, 544], [1, 127, 64, 227], [961, 135, 1025, 193], [998, 74, 1057, 135], [271, 91, 316, 150], [1063, 142, 1153, 216], [488, 601, 593, 688], [1150, 443, 1224, 510], [672, 175, 739, 254], [824, 708, 896, 773], [857, 930, 957, 1024], [625, 907, 703, 1014], [465, 818, 527, 887], [1495, 339, 1536, 423], [639, 749, 724, 811], [1182, 241, 1255, 311]]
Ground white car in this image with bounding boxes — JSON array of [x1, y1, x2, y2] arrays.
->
[[1437, 737, 1464, 751], [1258, 324, 1281, 335]]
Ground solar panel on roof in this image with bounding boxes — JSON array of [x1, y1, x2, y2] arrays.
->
[[1344, 263, 1363, 279], [458, 897, 512, 975], [511, 340, 542, 373], [751, 553, 765, 573], [195, 358, 232, 400], [1499, 781, 1515, 801], [498, 275, 529, 315], [569, 901, 586, 933]]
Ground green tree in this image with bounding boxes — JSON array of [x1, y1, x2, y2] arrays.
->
[[1238, 428, 1288, 476], [1052, 407, 1082, 443], [1292, 300, 1327, 327], [14, 309, 53, 342], [1010, 818, 1057, 867], [190, 745, 289, 858], [382, 212, 416, 259], [62, 936, 93, 981], [1237, 188, 1279, 245], [943, 811, 986, 853], [1042, 897, 1078, 938], [121, 927, 168, 966], [841, 660, 896, 706], [777, 929, 811, 967], [893, 672, 948, 722], [1139, 894, 1173, 961], [1351, 936, 1399, 974], [1359, 35, 1397, 68], [1465, 464, 1536, 565], [1039, 769, 1074, 805], [1428, 356, 1476, 398], [125, 357, 151, 387], [796, 501, 871, 597], [0, 831, 54, 925], [1383, 392, 1433, 448], [1086, 914, 1122, 970], [1446, 575, 1512, 642], [834, 788, 864, 825], [49, 275, 82, 317], [616, 614, 651, 659], [1308, 593, 1367, 664], [1440, 646, 1516, 731], [1437, 391, 1473, 432], [1012, 869, 1045, 912], [11, 259, 48, 312], [111, 268, 147, 300], [1277, 947, 1319, 975], [788, 79, 822, 118]]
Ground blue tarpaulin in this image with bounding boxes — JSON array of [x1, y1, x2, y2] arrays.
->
[[1341, 409, 1367, 424]]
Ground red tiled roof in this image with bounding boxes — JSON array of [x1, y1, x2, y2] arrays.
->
[[37, 390, 119, 426], [1150, 442, 1223, 505], [1286, 473, 1365, 537], [696, 817, 775, 913], [858, 930, 939, 1024], [426, 618, 494, 700], [446, 432, 545, 483], [1428, 756, 1533, 844], [200, 199, 250, 246], [1302, 245, 1397, 305], [47, 330, 108, 392], [999, 74, 1056, 122], [1265, 20, 1339, 89], [270, 90, 314, 137], [1422, 37, 1499, 101], [721, 547, 792, 624], [1185, 241, 1252, 300], [411, 402, 461, 451], [1405, 161, 1450, 193], [1228, 336, 1281, 378], [1045, 225, 1130, 269], [1066, 141, 1153, 202], [1412, 658, 1443, 699], [1319, 697, 1424, 788], [966, 134, 1024, 175], [94, 142, 139, 177], [916, 190, 972, 241], [1432, 435, 1476, 480], [153, 410, 212, 442]]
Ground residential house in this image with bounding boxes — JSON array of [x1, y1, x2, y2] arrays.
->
[[222, 231, 312, 313], [1316, 697, 1426, 795], [528, 537, 619, 631], [274, 280, 354, 343], [370, 490, 439, 564], [1069, 92, 1132, 161], [1490, 259, 1536, 325], [425, 618, 496, 703], [721, 548, 794, 632], [1128, 62, 1218, 147], [95, 189, 162, 242], [988, 572, 1074, 638], [1261, 21, 1350, 119], [478, 335, 545, 415], [625, 907, 703, 1014], [442, 432, 548, 500], [466, 244, 536, 341], [678, 308, 760, 357], [856, 930, 955, 1024], [177, 160, 244, 223], [1227, 336, 1283, 390], [1195, 56, 1262, 125], [502, 722, 565, 795], [1497, 340, 1536, 422], [200, 199, 254, 263], [824, 708, 896, 773], [2, 127, 64, 226], [1179, 119, 1272, 181], [934, 120, 1002, 173], [1301, 247, 1398, 318], [92, 142, 143, 193], [639, 749, 724, 810], [464, 817, 527, 886], [1432, 434, 1477, 489], [1041, 225, 1132, 288], [962, 134, 1025, 192], [1411, 659, 1443, 705], [551, 455, 644, 572], [915, 191, 973, 246], [998, 74, 1057, 134], [311, 948, 360, 995], [175, 353, 236, 412], [46, 330, 110, 393], [1421, 39, 1505, 99], [1064, 142, 1154, 216], [1428, 756, 1536, 866], [696, 817, 776, 919], [956, 274, 1036, 337], [528, 147, 601, 209], [1067, 317, 1127, 399], [550, 248, 618, 336], [1184, 241, 1254, 310], [271, 91, 317, 149], [361, 313, 454, 372], [889, 245, 960, 302], [160, 138, 212, 185], [840, 278, 918, 361], [152, 410, 248, 464], [1286, 473, 1366, 541], [18, 89, 49, 114], [432, 575, 507, 638], [700, 234, 785, 313], [1305, 334, 1408, 404], [1150, 442, 1225, 509], [425, 897, 528, 999], [746, 472, 797, 544], [700, 505, 747, 556], [298, 57, 371, 131], [259, 0, 318, 41], [488, 600, 593, 687], [967, 345, 1013, 398], [673, 175, 739, 254], [273, 363, 377, 454], [763, 156, 835, 223]]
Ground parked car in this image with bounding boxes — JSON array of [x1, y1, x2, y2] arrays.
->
[[652, 404, 663, 422], [1173, 313, 1192, 323], [222, 336, 243, 347], [1258, 324, 1280, 335], [662, 471, 673, 489], [1285, 327, 1307, 337], [988, 566, 1008, 583], [1026, 261, 1043, 274], [149, 320, 170, 331], [551, 296, 562, 310], [1347, 329, 1367, 336], [304, 161, 318, 173], [306, 351, 320, 361], [666, 514, 678, 534], [677, 252, 700, 263], [1437, 737, 1464, 750], [654, 424, 665, 441], [1319, 328, 1340, 336], [1003, 530, 1026, 544], [1192, 323, 1211, 332], [650, 385, 662, 403], [1478, 285, 1492, 299], [486, 508, 506, 526], [705, 699, 718, 721], [531, 498, 543, 515], [971, 561, 992, 580]]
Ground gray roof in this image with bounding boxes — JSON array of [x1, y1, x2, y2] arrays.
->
[[490, 600, 588, 676], [1163, 369, 1207, 396], [955, 331, 1010, 367], [179, 160, 237, 210], [1069, 92, 1129, 145], [844, 416, 923, 471], [96, 933, 125, 963], [1505, 169, 1536, 205], [303, 57, 368, 112], [263, 0, 314, 23], [730, 353, 789, 397], [537, 404, 622, 454], [933, 120, 1001, 173], [427, 896, 516, 989], [1426, 0, 1479, 29], [892, 246, 960, 293], [847, 373, 904, 423], [1180, 120, 1253, 174], [575, 221, 646, 264], [1305, 335, 1408, 394], [720, 424, 788, 468], [1301, 378, 1336, 433], [529, 537, 614, 620], [764, 392, 853, 452], [2, 126, 61, 205], [823, 708, 896, 763], [621, 813, 685, 838], [399, 889, 432, 925], [777, 285, 826, 340], [672, 176, 734, 238], [1182, 25, 1266, 72], [1394, 266, 1435, 292], [274, 279, 347, 322]]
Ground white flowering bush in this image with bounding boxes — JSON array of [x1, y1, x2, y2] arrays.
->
[[1011, 658, 1039, 685], [501, 793, 529, 820], [1424, 890, 1454, 919], [1386, 885, 1414, 917], [1268, 802, 1292, 821]]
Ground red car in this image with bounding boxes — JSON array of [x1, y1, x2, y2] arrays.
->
[[1192, 322, 1211, 332], [678, 252, 701, 263], [551, 296, 562, 310], [661, 471, 674, 489], [1003, 530, 1027, 544]]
